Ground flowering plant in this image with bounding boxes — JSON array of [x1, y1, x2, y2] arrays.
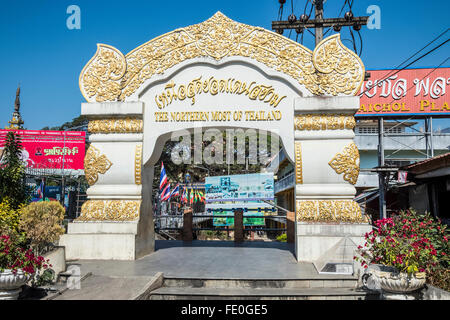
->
[[355, 210, 449, 275], [0, 235, 50, 275]]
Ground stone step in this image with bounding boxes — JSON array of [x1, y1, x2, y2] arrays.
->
[[149, 286, 378, 300], [162, 276, 359, 289]]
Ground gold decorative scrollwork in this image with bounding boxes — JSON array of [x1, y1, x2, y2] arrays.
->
[[84, 146, 113, 186], [294, 141, 303, 184], [79, 44, 127, 102], [88, 118, 143, 133], [313, 35, 365, 96], [77, 200, 141, 221], [79, 12, 365, 103], [294, 114, 355, 131], [328, 143, 360, 185], [135, 144, 142, 185], [296, 200, 368, 223]]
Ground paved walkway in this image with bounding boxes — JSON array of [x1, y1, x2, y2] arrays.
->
[[51, 240, 334, 300]]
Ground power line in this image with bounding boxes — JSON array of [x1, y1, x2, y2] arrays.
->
[[360, 29, 449, 95], [360, 36, 450, 96]]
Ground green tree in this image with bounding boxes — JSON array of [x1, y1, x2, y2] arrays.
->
[[0, 132, 31, 209]]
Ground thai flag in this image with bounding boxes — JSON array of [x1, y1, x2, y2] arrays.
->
[[161, 183, 171, 201], [37, 179, 44, 199], [170, 184, 180, 198], [159, 162, 168, 190], [181, 187, 187, 203]]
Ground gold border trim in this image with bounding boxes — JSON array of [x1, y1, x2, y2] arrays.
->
[[135, 144, 142, 185], [88, 118, 143, 134], [296, 200, 368, 223], [294, 114, 355, 131], [79, 12, 365, 102], [77, 200, 141, 221], [294, 141, 303, 184]]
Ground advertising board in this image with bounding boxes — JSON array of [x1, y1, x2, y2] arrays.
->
[[357, 67, 449, 117], [205, 173, 274, 227], [0, 130, 86, 170]]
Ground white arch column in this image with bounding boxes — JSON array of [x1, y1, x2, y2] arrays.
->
[[59, 101, 149, 260], [293, 95, 371, 268]]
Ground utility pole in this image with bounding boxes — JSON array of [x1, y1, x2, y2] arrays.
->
[[272, 0, 369, 48], [314, 0, 324, 45], [378, 117, 386, 219]]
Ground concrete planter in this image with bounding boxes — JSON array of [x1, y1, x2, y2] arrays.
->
[[43, 246, 66, 279], [0, 270, 30, 300], [372, 266, 426, 294]]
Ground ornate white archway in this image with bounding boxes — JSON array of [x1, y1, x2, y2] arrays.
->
[[60, 12, 370, 261]]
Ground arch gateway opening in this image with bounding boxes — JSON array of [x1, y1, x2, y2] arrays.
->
[[60, 12, 371, 262]]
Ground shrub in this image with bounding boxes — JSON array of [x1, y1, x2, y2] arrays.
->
[[0, 132, 31, 209], [276, 233, 287, 242], [0, 235, 50, 275], [19, 202, 65, 254], [0, 198, 20, 235], [355, 209, 449, 277]]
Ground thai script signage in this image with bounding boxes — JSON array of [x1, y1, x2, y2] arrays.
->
[[357, 67, 449, 117], [0, 130, 86, 170]]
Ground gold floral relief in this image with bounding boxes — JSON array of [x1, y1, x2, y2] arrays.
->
[[79, 12, 365, 103], [294, 114, 356, 131], [79, 44, 127, 102], [294, 141, 303, 184], [328, 143, 360, 185], [77, 200, 141, 221], [296, 200, 368, 223], [84, 146, 113, 186], [135, 144, 143, 185], [88, 118, 143, 134]]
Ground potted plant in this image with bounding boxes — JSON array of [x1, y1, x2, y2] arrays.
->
[[0, 235, 50, 300], [354, 210, 447, 295]]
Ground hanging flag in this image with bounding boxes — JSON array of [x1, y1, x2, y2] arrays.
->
[[200, 191, 205, 203], [181, 187, 187, 203], [159, 162, 168, 190], [161, 183, 171, 201], [170, 184, 180, 198], [37, 179, 44, 199], [398, 171, 408, 183], [190, 188, 194, 204], [195, 190, 201, 203]]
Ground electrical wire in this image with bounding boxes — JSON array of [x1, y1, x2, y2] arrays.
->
[[360, 36, 450, 96], [357, 29, 363, 56], [360, 29, 449, 96], [349, 26, 358, 54]]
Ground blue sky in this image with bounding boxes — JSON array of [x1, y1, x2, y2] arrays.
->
[[0, 0, 449, 130]]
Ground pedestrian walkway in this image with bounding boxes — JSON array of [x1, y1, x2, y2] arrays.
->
[[51, 240, 356, 300]]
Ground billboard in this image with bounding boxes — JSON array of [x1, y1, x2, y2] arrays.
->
[[205, 173, 274, 227], [205, 173, 274, 202], [357, 67, 449, 117], [0, 130, 86, 170]]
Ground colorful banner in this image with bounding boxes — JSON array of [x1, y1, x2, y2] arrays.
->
[[205, 173, 274, 227], [205, 173, 274, 202], [357, 67, 449, 117], [0, 129, 86, 170]]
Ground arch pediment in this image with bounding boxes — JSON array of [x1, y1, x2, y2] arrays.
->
[[79, 12, 365, 103]]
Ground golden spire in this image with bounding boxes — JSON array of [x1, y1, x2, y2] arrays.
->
[[5, 84, 24, 130]]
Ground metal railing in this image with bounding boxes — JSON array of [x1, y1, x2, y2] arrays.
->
[[154, 209, 295, 242]]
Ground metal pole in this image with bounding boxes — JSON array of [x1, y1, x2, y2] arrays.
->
[[61, 130, 66, 206], [378, 117, 386, 219], [314, 0, 324, 46], [430, 116, 434, 157], [426, 118, 429, 158]]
